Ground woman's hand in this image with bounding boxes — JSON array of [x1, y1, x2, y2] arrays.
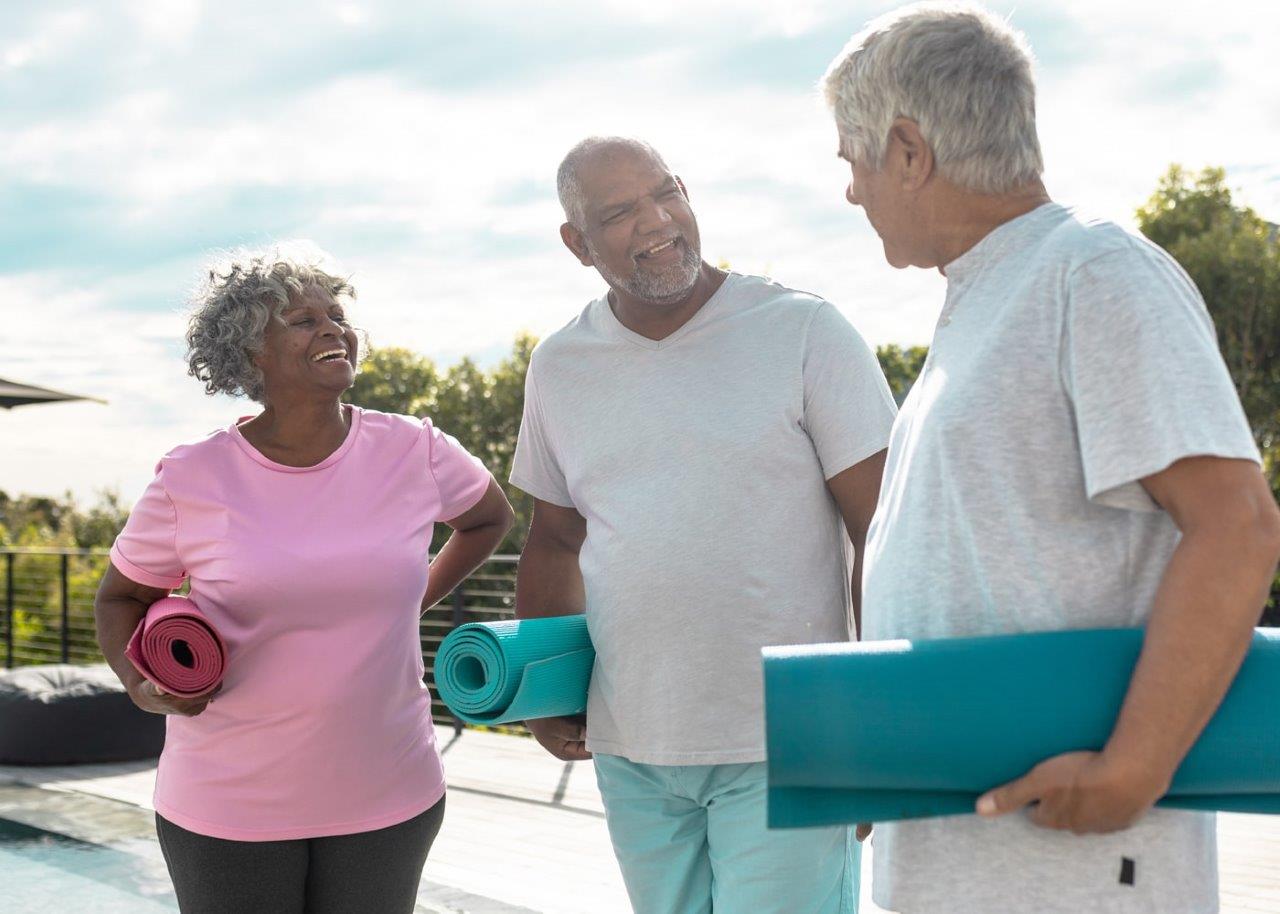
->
[[128, 678, 220, 717]]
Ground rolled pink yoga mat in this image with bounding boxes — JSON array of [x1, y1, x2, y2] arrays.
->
[[125, 596, 226, 699]]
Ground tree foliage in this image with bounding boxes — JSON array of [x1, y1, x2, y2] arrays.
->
[[0, 489, 128, 549], [876, 344, 929, 404]]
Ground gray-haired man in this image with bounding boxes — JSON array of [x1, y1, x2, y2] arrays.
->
[[510, 136, 898, 913], [822, 4, 1280, 913]]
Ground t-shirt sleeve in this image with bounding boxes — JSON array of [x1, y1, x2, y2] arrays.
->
[[800, 302, 899, 479], [509, 357, 575, 508], [109, 464, 187, 590], [424, 418, 494, 521], [1061, 242, 1261, 512]]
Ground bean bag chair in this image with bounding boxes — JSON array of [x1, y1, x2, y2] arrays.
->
[[0, 664, 165, 765]]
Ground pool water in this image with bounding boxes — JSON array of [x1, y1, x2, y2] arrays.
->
[[0, 817, 177, 912]]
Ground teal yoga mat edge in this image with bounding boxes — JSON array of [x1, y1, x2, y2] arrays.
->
[[768, 787, 977, 829], [766, 787, 1280, 830]]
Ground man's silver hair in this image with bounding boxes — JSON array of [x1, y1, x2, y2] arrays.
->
[[823, 2, 1043, 194], [185, 242, 357, 403], [556, 136, 671, 228]]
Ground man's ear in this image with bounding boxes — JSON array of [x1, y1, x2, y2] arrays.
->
[[888, 118, 934, 191], [676, 175, 690, 201], [560, 222, 594, 267]]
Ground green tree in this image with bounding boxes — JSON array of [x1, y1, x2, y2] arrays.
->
[[876, 344, 929, 404], [67, 490, 130, 549], [346, 347, 440, 416], [431, 334, 537, 551], [0, 489, 121, 665], [1137, 165, 1280, 622]]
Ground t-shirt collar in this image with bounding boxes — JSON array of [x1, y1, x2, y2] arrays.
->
[[941, 202, 1064, 286], [229, 403, 362, 472], [598, 272, 741, 351]]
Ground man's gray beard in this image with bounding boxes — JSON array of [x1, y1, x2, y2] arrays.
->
[[589, 238, 701, 306]]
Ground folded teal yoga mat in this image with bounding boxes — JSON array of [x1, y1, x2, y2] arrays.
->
[[435, 615, 594, 725], [763, 627, 1280, 828]]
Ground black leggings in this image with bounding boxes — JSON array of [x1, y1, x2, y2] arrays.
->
[[155, 796, 445, 914]]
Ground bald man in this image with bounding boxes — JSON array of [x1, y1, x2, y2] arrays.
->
[[508, 136, 898, 914]]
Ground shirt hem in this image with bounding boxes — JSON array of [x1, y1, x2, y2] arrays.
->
[[508, 472, 576, 509], [440, 471, 494, 522], [109, 544, 186, 590], [586, 739, 765, 766], [152, 781, 446, 842], [1088, 444, 1263, 510], [821, 435, 893, 482]]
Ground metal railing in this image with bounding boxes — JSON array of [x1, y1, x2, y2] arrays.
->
[[0, 548, 521, 730]]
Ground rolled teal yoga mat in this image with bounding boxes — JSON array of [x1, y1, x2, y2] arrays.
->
[[435, 615, 594, 725], [763, 627, 1280, 828]]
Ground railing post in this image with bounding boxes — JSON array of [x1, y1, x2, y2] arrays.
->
[[60, 553, 70, 663], [5, 553, 13, 670], [451, 583, 466, 736]]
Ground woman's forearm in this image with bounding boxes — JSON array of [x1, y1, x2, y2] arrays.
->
[[95, 598, 150, 691], [94, 564, 169, 692], [422, 522, 510, 612]]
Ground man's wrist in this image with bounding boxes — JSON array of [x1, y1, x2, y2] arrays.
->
[[1098, 741, 1175, 802]]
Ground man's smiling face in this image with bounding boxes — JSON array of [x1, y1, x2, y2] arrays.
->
[[574, 147, 702, 306]]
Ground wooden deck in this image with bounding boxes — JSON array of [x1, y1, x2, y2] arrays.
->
[[3, 729, 1278, 912]]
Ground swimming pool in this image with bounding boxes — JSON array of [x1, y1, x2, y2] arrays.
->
[[0, 816, 177, 912]]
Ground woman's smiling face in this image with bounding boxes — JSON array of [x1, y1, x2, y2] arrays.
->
[[254, 286, 359, 402]]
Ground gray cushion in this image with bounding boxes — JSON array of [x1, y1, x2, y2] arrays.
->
[[0, 664, 165, 765]]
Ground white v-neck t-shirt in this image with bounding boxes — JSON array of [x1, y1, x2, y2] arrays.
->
[[511, 272, 898, 765]]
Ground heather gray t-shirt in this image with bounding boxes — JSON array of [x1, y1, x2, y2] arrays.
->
[[512, 272, 897, 764], [862, 203, 1260, 913]]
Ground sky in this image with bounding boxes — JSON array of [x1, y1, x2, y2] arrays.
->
[[3, 0, 1279, 503]]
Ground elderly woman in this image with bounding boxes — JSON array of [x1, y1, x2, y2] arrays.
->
[[94, 248, 514, 914]]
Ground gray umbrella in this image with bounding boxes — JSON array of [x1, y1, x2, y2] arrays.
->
[[0, 376, 107, 410]]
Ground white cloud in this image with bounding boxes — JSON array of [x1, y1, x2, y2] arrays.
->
[[125, 0, 203, 44], [1, 8, 93, 70]]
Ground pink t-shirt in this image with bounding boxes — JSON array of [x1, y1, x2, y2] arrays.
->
[[110, 406, 492, 841]]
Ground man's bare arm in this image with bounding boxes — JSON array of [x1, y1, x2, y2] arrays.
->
[[825, 447, 888, 841], [515, 498, 587, 620], [515, 498, 591, 760], [824, 448, 888, 640], [979, 456, 1280, 833]]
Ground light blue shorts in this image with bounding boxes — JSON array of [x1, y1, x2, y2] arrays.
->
[[594, 754, 857, 914]]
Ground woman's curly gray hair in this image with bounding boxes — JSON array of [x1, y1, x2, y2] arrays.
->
[[185, 245, 357, 403]]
